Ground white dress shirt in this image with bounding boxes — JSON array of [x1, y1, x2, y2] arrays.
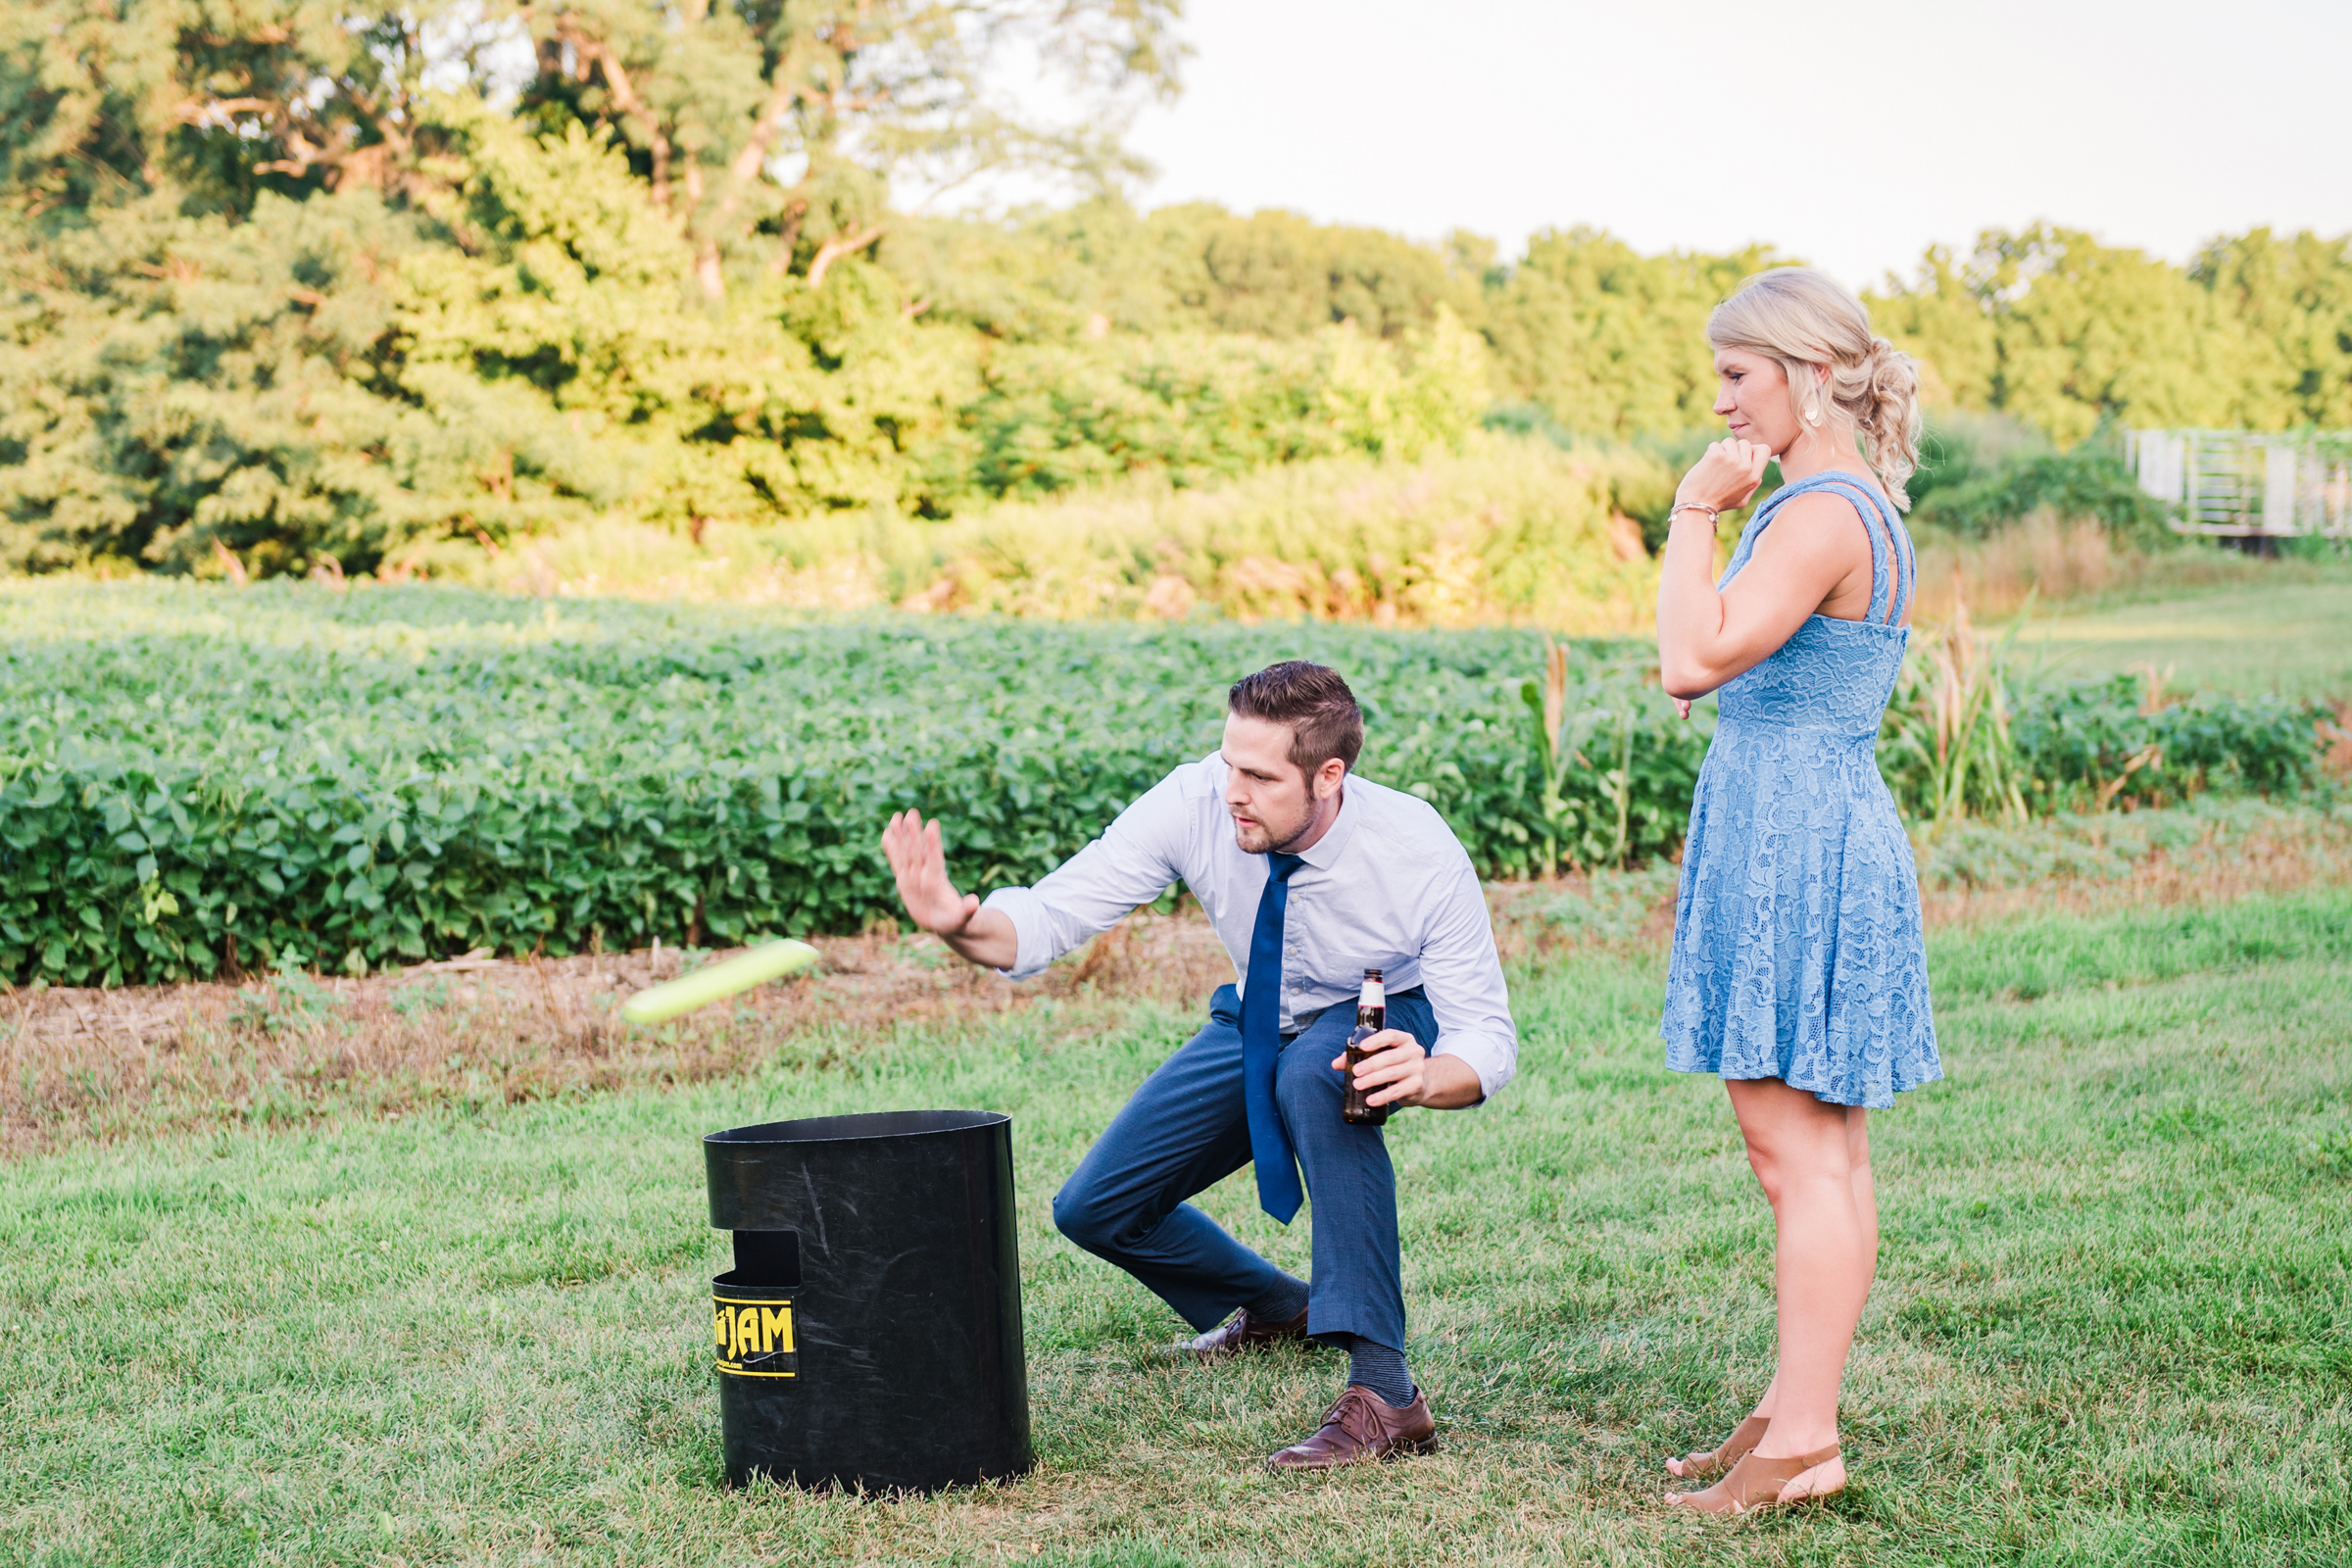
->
[[982, 752, 1519, 1100]]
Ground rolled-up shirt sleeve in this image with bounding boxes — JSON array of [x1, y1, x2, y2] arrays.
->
[[1418, 863, 1519, 1101], [981, 770, 1193, 980]]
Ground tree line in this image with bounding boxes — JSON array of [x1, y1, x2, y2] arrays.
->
[[2, 1, 2346, 577]]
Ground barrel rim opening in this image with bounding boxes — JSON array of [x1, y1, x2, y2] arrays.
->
[[706, 1108, 1009, 1146]]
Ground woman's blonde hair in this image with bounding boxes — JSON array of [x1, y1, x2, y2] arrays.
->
[[1706, 268, 1924, 510]]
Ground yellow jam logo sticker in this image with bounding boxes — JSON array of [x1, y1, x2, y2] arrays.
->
[[713, 1295, 798, 1378]]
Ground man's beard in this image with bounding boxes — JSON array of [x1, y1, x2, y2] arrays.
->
[[1231, 808, 1311, 856]]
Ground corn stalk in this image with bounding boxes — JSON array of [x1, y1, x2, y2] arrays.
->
[[1879, 589, 2032, 833], [1520, 637, 1636, 873]]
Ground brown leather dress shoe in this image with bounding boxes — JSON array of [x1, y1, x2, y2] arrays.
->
[[1266, 1385, 1437, 1471], [1180, 1303, 1310, 1361]]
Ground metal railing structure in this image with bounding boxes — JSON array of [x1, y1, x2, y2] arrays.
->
[[2135, 429, 2352, 540], [2126, 428, 2352, 539]]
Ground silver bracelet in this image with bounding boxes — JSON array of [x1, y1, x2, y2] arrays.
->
[[1669, 502, 1721, 526]]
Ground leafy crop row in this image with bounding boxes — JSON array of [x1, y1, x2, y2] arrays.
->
[[0, 584, 1699, 986], [2013, 676, 2328, 808], [2, 585, 2328, 988]]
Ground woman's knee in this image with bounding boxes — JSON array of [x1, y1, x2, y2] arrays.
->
[[1740, 1125, 1855, 1206]]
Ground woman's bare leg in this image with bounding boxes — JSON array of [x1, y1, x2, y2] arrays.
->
[[1723, 1078, 1871, 1493], [1760, 1103, 1875, 1498], [1665, 1100, 1877, 1485], [1848, 1105, 1878, 1318]]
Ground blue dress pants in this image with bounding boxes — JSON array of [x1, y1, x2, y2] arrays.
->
[[1052, 984, 1439, 1350]]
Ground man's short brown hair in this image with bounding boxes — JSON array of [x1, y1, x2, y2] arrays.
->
[[1227, 662, 1364, 780]]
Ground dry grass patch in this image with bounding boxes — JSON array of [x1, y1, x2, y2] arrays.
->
[[0, 914, 1235, 1155], [1909, 511, 2279, 623], [1915, 799, 2352, 926]]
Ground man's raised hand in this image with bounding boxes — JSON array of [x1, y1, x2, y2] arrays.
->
[[880, 811, 1020, 969], [881, 809, 980, 935]]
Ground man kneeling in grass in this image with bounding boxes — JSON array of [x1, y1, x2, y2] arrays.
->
[[880, 661, 1518, 1470]]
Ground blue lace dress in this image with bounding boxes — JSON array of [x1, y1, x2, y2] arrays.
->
[[1660, 470, 1940, 1108]]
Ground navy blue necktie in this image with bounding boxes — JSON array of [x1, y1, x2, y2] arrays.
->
[[1241, 852, 1306, 1222]]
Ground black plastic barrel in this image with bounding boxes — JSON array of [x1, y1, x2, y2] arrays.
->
[[704, 1109, 1033, 1493]]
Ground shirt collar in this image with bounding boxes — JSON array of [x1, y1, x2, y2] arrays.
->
[[1294, 777, 1360, 871]]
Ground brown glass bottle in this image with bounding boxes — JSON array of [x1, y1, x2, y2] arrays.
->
[[1341, 968, 1389, 1126]]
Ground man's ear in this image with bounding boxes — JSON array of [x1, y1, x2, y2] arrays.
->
[[1314, 758, 1347, 801]]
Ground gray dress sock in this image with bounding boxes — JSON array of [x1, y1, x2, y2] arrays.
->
[[1244, 1274, 1309, 1324], [1337, 1335, 1414, 1407]]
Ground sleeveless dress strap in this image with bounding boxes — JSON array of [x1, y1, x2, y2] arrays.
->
[[1724, 470, 1909, 623], [1890, 491, 1919, 622], [1874, 478, 1916, 623]]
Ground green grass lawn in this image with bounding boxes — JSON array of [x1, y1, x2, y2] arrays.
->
[[2022, 569, 2352, 700], [3, 890, 2348, 1566]]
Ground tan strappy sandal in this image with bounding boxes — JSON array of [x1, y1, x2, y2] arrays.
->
[[1665, 1414, 1769, 1479], [1664, 1444, 1842, 1513]]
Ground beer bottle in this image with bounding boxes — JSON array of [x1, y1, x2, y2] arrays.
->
[[1341, 968, 1389, 1126]]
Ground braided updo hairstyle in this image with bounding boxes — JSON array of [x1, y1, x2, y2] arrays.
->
[[1706, 268, 1924, 510]]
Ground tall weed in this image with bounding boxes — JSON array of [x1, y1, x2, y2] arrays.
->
[[1519, 637, 1643, 872], [1880, 594, 2032, 830]]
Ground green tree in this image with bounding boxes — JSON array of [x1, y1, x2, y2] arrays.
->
[[0, 0, 1187, 572], [1975, 226, 2266, 443], [0, 1, 472, 220], [1871, 224, 2350, 444], [2192, 227, 2352, 428], [956, 309, 1488, 497], [513, 0, 1183, 300], [877, 200, 1479, 344], [1866, 244, 1999, 410], [1481, 227, 1782, 439]]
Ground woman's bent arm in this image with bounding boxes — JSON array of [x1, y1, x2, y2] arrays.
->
[[1656, 447, 1879, 701]]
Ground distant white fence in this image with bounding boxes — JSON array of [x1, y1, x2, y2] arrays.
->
[[2125, 428, 2352, 538]]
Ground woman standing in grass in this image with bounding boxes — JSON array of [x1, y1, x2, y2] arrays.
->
[[1652, 268, 1940, 1513]]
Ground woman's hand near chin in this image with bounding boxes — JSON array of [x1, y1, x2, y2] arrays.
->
[[1658, 438, 1772, 709], [1676, 438, 1774, 514]]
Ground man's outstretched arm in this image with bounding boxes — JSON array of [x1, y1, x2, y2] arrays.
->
[[881, 809, 1018, 970]]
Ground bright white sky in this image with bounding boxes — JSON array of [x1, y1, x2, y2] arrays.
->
[[1117, 0, 2352, 289]]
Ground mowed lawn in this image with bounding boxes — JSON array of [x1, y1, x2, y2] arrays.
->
[[2022, 569, 2352, 700], [3, 891, 2349, 1567]]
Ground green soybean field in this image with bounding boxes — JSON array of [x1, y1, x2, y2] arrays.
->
[[0, 582, 1697, 988], [4, 581, 2333, 991]]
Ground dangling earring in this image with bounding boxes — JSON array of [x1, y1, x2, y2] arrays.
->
[[1803, 405, 1823, 426]]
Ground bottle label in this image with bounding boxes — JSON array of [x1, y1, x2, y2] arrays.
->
[[1358, 976, 1385, 1009]]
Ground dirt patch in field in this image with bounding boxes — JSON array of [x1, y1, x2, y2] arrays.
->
[[1914, 804, 2352, 928], [2323, 701, 2352, 780], [0, 914, 1237, 1155], [5, 806, 2348, 1154], [1488, 803, 2352, 959]]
